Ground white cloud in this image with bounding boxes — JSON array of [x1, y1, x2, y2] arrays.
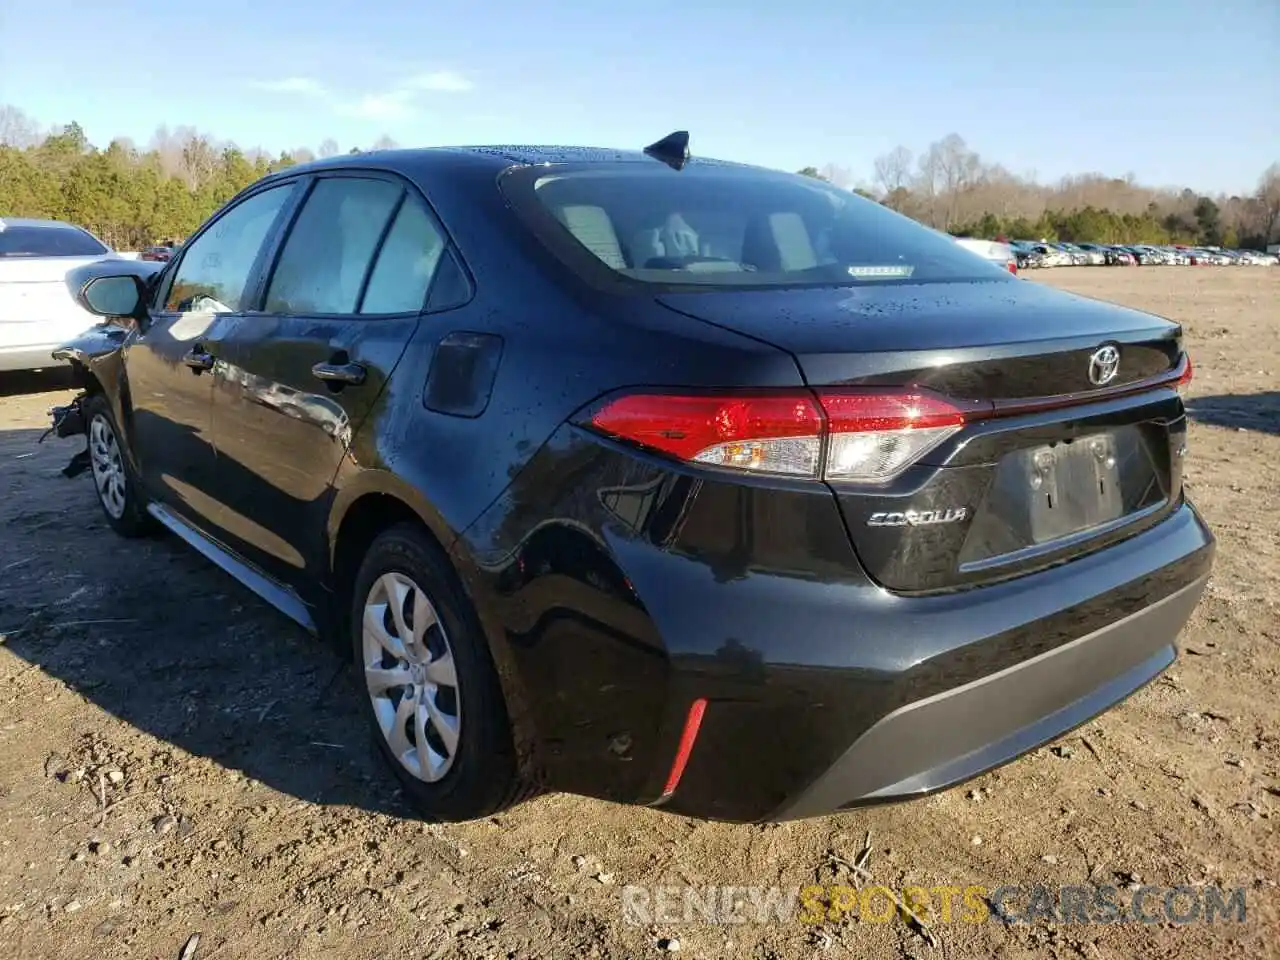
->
[[335, 90, 417, 122], [405, 70, 473, 93], [248, 69, 473, 124], [250, 77, 327, 97]]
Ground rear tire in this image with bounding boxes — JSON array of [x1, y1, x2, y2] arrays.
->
[[84, 393, 154, 538], [351, 523, 526, 821]]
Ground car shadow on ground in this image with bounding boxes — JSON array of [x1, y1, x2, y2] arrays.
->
[[1186, 391, 1280, 436], [0, 368, 76, 397], [0, 426, 418, 821]]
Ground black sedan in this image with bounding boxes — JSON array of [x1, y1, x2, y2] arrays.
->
[[53, 135, 1213, 823]]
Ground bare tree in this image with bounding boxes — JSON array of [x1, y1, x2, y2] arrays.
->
[[1257, 162, 1280, 244], [873, 146, 913, 198], [931, 134, 982, 229], [371, 134, 399, 151], [104, 137, 139, 164], [915, 147, 942, 226], [0, 104, 40, 147], [819, 163, 854, 189], [148, 125, 187, 177], [318, 138, 340, 158], [180, 135, 219, 189]]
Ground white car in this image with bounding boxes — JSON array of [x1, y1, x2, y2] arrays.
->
[[1235, 250, 1275, 266], [0, 217, 122, 372], [951, 236, 1019, 275]]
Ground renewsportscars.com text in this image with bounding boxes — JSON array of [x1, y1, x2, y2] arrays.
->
[[620, 883, 1249, 926]]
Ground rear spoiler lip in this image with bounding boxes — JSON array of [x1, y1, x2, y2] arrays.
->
[[983, 352, 1191, 419]]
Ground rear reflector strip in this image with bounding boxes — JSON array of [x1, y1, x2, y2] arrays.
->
[[661, 698, 708, 799]]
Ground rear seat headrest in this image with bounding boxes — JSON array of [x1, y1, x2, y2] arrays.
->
[[554, 204, 628, 270]]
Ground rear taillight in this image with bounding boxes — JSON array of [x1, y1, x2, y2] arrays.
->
[[585, 389, 991, 482], [585, 393, 823, 476], [1176, 353, 1193, 394], [819, 390, 980, 481], [1006, 259, 1018, 275]]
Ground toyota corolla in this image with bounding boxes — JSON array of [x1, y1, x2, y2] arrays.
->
[[51, 134, 1213, 822]]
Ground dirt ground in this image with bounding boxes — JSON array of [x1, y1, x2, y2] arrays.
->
[[1, 268, 1276, 960]]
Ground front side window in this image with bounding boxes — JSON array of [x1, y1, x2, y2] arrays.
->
[[264, 177, 403, 315], [164, 185, 294, 312], [507, 163, 1012, 289]]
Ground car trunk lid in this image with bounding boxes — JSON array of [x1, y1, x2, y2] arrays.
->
[[656, 280, 1188, 593]]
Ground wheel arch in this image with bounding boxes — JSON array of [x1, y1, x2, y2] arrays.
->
[[53, 328, 139, 467], [52, 326, 127, 398], [325, 474, 543, 775], [327, 473, 455, 624]]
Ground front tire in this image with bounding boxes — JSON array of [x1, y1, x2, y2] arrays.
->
[[351, 523, 526, 821], [84, 394, 154, 538]]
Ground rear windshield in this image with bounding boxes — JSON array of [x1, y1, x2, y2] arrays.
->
[[0, 225, 109, 258], [508, 164, 1009, 289]]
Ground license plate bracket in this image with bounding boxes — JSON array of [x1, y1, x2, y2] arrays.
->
[[1025, 434, 1125, 543]]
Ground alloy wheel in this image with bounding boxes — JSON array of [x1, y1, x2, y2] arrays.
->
[[361, 572, 461, 782], [89, 413, 127, 520]]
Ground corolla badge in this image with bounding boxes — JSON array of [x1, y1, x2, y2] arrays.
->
[[1088, 345, 1121, 386], [867, 508, 969, 527]]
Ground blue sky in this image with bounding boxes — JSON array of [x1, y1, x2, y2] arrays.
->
[[1, 0, 1276, 194]]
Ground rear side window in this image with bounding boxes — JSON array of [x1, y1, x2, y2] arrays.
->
[[0, 225, 108, 258], [265, 177, 403, 315], [509, 164, 1009, 288], [359, 198, 446, 314], [164, 185, 294, 312]]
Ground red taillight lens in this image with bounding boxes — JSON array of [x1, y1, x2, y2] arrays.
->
[[586, 388, 989, 482], [588, 393, 824, 476], [1007, 259, 1018, 275], [1176, 353, 1193, 393], [817, 390, 973, 432]]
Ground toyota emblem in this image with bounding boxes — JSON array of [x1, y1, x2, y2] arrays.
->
[[1088, 345, 1120, 386]]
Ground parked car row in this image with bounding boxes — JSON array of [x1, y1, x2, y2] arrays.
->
[[1009, 240, 1279, 269], [951, 236, 1019, 274]]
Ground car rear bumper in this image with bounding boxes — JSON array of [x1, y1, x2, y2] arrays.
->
[[459, 427, 1215, 823], [768, 574, 1204, 819], [637, 500, 1214, 822]]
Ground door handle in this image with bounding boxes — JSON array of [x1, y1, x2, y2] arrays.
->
[[311, 360, 367, 386], [182, 348, 214, 372]]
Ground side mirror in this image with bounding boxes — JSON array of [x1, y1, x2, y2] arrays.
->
[[80, 275, 147, 318], [66, 258, 163, 329]]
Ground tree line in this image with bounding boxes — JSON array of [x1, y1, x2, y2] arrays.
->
[[803, 135, 1279, 249], [1, 104, 1276, 251], [0, 105, 402, 250]]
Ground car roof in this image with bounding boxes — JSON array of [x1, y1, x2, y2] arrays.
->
[[0, 216, 91, 230], [258, 144, 759, 185]]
